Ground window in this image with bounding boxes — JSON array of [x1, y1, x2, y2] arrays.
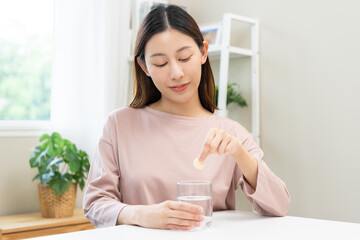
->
[[0, 0, 53, 121]]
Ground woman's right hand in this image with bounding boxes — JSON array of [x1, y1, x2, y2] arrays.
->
[[118, 200, 205, 230]]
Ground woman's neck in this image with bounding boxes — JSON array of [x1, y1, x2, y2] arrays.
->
[[148, 98, 212, 118]]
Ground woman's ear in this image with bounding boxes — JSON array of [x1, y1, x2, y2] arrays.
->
[[201, 41, 209, 64], [137, 57, 151, 77]]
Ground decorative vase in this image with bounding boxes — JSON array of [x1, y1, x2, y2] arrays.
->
[[37, 183, 77, 218]]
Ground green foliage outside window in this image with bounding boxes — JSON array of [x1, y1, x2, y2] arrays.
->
[[0, 31, 52, 120]]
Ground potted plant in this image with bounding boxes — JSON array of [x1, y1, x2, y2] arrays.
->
[[215, 82, 248, 107], [29, 132, 90, 218]]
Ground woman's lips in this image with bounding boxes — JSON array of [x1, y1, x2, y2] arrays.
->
[[170, 83, 189, 92]]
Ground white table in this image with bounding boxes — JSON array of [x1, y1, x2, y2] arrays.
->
[[29, 211, 360, 240]]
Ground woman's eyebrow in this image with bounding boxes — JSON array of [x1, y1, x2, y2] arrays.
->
[[150, 46, 192, 58], [176, 45, 192, 53]]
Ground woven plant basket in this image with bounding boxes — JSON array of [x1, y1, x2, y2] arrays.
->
[[38, 183, 77, 218]]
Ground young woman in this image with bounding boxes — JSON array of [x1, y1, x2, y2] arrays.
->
[[83, 5, 290, 231]]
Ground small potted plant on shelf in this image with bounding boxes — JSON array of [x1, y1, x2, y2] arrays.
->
[[215, 82, 248, 107], [29, 132, 90, 218]]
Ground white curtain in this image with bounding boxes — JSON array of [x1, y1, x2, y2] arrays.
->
[[51, 0, 131, 156]]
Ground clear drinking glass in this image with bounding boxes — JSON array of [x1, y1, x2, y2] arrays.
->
[[176, 180, 213, 230]]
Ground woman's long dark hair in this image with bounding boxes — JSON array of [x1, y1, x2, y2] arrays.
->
[[129, 5, 217, 113]]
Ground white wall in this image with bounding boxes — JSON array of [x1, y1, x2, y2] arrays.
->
[[0, 137, 39, 215], [168, 0, 360, 223]]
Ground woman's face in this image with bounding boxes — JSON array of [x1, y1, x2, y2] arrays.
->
[[138, 29, 208, 106]]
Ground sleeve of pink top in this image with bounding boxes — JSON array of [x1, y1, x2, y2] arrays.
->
[[234, 125, 291, 216], [83, 117, 127, 228]]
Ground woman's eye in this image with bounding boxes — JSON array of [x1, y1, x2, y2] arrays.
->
[[179, 55, 192, 62], [154, 63, 167, 67]]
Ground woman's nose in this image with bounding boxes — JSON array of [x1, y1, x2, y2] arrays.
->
[[169, 62, 184, 80]]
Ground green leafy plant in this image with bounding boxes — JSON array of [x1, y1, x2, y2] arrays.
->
[[29, 132, 90, 195], [215, 82, 248, 107]]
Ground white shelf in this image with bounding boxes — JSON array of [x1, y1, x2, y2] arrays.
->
[[208, 45, 253, 60], [213, 13, 260, 145]]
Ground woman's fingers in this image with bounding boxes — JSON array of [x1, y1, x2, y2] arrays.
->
[[139, 201, 205, 230], [209, 133, 224, 152], [218, 135, 231, 154], [168, 209, 204, 222], [225, 138, 239, 153], [167, 217, 202, 228], [167, 200, 203, 213], [198, 128, 216, 162], [165, 224, 192, 231], [199, 129, 237, 162], [162, 201, 204, 230]]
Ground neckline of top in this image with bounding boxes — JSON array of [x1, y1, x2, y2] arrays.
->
[[143, 106, 217, 124]]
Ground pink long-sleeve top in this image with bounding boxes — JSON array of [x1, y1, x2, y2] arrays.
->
[[83, 107, 290, 228]]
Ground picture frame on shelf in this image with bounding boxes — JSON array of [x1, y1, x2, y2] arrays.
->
[[200, 22, 222, 49]]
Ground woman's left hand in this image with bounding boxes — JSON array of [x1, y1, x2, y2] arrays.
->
[[198, 128, 241, 162]]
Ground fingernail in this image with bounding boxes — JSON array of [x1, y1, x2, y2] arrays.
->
[[200, 216, 205, 221], [198, 207, 203, 212]]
